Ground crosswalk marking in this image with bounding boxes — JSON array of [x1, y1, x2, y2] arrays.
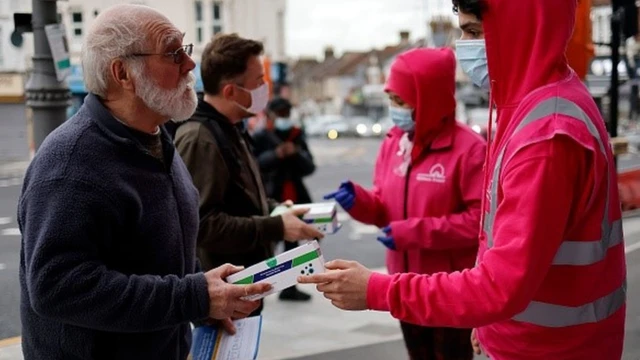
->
[[627, 241, 640, 254], [0, 217, 10, 226], [0, 263, 5, 271], [1, 228, 20, 236], [333, 211, 382, 241], [349, 222, 381, 241], [0, 177, 22, 188]]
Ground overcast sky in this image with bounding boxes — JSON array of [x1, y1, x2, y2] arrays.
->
[[286, 0, 455, 59]]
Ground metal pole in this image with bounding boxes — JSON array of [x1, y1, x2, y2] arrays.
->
[[25, 0, 70, 152], [611, 6, 622, 168], [632, 52, 639, 122]]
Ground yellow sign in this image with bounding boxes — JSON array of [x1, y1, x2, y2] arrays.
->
[[0, 73, 25, 102], [611, 137, 629, 156]]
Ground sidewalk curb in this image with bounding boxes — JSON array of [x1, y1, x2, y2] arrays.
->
[[0, 337, 20, 348], [0, 336, 22, 360]]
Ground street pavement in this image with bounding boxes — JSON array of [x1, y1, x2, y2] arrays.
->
[[0, 104, 30, 164], [1, 137, 640, 359]]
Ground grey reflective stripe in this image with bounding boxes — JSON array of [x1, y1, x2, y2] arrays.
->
[[484, 149, 504, 248], [516, 97, 617, 266], [553, 219, 623, 266], [512, 281, 626, 328], [486, 97, 617, 264], [484, 96, 626, 327]]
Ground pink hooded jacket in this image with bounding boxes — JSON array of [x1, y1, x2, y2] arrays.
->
[[348, 48, 486, 276], [366, 1, 626, 359]]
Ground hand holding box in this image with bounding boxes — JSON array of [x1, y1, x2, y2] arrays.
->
[[271, 202, 341, 235], [225, 241, 326, 301]]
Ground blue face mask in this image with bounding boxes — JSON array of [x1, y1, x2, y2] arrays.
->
[[389, 106, 415, 132], [274, 117, 293, 131], [455, 39, 490, 90]]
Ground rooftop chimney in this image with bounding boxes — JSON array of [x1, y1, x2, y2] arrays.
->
[[324, 46, 335, 61], [399, 31, 410, 45]]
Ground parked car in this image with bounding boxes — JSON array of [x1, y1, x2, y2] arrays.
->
[[304, 115, 345, 138], [324, 118, 351, 139], [347, 116, 384, 138], [378, 116, 394, 134]]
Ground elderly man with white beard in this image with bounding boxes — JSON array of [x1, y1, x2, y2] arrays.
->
[[17, 4, 270, 360]]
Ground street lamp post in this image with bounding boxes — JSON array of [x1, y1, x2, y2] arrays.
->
[[24, 0, 70, 153]]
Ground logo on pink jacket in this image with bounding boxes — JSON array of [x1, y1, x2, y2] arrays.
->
[[416, 163, 446, 183]]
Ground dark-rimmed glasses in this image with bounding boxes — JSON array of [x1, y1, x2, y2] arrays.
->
[[128, 44, 193, 64]]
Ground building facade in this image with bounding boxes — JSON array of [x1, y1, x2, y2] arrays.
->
[[0, 0, 33, 73], [55, 0, 286, 64], [41, 0, 286, 114], [0, 0, 32, 160]]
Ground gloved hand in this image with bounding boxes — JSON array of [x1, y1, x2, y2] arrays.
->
[[376, 226, 396, 250], [323, 181, 355, 211]]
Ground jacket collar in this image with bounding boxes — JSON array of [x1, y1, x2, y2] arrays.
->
[[429, 120, 455, 151], [84, 93, 175, 164], [194, 98, 246, 133]]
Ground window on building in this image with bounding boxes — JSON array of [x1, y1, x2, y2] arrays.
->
[[71, 11, 83, 38], [195, 0, 203, 43], [212, 1, 223, 35], [599, 15, 609, 53], [598, 15, 605, 42], [276, 10, 284, 57], [0, 26, 4, 67]]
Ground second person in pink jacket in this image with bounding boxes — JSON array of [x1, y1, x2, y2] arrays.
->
[[325, 47, 486, 360]]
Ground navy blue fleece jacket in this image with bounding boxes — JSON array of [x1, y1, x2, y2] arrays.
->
[[18, 93, 210, 360]]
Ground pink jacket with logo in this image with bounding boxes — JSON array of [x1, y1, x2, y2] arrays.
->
[[348, 48, 486, 276], [366, 1, 626, 359]]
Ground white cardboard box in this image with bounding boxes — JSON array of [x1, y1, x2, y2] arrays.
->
[[270, 202, 340, 235], [225, 240, 325, 301]]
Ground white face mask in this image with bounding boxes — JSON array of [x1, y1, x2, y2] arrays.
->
[[455, 39, 490, 90], [235, 83, 270, 115], [389, 106, 415, 132], [274, 117, 293, 131]]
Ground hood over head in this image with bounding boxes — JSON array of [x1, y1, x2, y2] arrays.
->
[[483, 0, 575, 108], [385, 47, 457, 158]]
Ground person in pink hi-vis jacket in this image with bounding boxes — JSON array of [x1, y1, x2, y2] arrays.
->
[[324, 47, 486, 359], [300, 0, 627, 359]]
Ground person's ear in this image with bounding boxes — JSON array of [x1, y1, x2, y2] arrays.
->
[[110, 59, 135, 91], [221, 83, 237, 100]]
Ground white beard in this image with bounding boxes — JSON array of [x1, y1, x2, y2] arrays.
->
[[134, 70, 198, 121]]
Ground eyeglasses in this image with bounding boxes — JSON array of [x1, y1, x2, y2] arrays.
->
[[128, 44, 194, 64]]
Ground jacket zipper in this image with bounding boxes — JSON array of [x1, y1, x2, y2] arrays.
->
[[402, 164, 412, 272], [166, 168, 188, 276]]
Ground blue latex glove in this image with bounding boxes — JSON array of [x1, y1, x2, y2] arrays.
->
[[377, 226, 396, 250], [323, 181, 355, 211]]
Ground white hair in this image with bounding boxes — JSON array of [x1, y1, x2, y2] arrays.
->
[[81, 4, 180, 97]]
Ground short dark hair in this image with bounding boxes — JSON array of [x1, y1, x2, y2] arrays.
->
[[201, 33, 264, 95], [267, 97, 292, 113], [452, 0, 485, 20]]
